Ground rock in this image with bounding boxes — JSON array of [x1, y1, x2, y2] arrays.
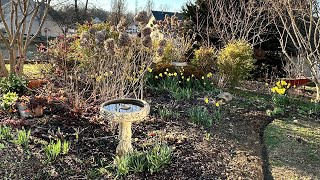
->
[[216, 92, 233, 104]]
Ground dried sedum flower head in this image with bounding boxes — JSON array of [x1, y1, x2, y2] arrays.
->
[[142, 35, 152, 48], [134, 11, 149, 26], [104, 38, 115, 55], [117, 17, 129, 32], [118, 32, 131, 47], [141, 27, 152, 37], [95, 30, 106, 44]]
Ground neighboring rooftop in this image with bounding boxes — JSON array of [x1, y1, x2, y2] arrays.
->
[[151, 10, 184, 21]]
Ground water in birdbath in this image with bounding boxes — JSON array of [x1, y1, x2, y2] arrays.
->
[[103, 103, 142, 113]]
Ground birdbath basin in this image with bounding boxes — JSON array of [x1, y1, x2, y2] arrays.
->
[[100, 98, 150, 156]]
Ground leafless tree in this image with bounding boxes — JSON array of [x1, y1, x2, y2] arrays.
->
[[0, 0, 52, 76], [269, 0, 320, 100], [205, 0, 272, 46], [109, 0, 127, 25], [145, 0, 154, 16]]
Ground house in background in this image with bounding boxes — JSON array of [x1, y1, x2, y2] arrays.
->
[[127, 23, 138, 34], [0, 1, 62, 37]]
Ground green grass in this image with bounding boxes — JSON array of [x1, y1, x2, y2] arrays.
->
[[264, 119, 320, 179], [5, 64, 49, 78]]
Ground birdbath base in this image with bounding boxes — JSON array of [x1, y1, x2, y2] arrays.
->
[[117, 121, 133, 156]]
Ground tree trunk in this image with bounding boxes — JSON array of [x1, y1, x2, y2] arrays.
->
[[0, 53, 8, 77], [9, 49, 16, 74], [316, 83, 320, 101]]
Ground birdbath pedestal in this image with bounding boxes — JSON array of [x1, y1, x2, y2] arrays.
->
[[100, 98, 150, 156]]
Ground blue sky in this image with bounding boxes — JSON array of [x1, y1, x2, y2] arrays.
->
[[95, 0, 192, 12]]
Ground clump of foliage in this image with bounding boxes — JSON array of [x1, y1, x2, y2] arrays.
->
[[13, 127, 31, 150], [113, 143, 172, 177], [44, 139, 70, 162], [192, 46, 217, 73], [0, 125, 13, 140], [267, 80, 291, 116], [158, 106, 180, 120], [188, 106, 213, 128], [0, 74, 27, 95], [171, 87, 192, 101], [217, 40, 255, 87], [1, 92, 18, 110]]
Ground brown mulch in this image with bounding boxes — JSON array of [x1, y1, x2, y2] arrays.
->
[[0, 88, 273, 179]]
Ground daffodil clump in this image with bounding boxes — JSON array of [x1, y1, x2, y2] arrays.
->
[[204, 97, 222, 122], [269, 80, 291, 113], [271, 80, 290, 95]]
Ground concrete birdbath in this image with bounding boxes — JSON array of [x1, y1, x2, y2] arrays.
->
[[100, 98, 150, 156]]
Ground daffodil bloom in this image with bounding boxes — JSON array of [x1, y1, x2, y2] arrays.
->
[[280, 80, 287, 86], [207, 73, 213, 78], [191, 74, 194, 77], [276, 88, 286, 95], [276, 81, 281, 87], [96, 75, 103, 82], [155, 76, 159, 79], [179, 81, 181, 83], [202, 76, 205, 80], [147, 68, 153, 72], [181, 76, 184, 79], [204, 97, 209, 104], [159, 73, 163, 77], [187, 78, 190, 81], [166, 68, 169, 72], [168, 73, 172, 76], [271, 87, 277, 93], [293, 85, 296, 88], [215, 102, 220, 107], [164, 72, 168, 75], [173, 72, 177, 76], [287, 83, 291, 88]]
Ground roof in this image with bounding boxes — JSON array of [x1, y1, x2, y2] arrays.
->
[[151, 10, 184, 21]]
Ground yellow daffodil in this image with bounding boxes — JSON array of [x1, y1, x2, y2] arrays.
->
[[201, 76, 205, 80], [276, 81, 281, 87], [155, 76, 159, 79], [276, 88, 286, 95], [287, 83, 291, 88], [96, 75, 103, 82], [207, 73, 213, 78], [181, 76, 184, 79], [159, 73, 163, 77], [147, 68, 153, 73], [280, 80, 287, 86], [204, 97, 209, 104], [168, 73, 172, 76], [187, 78, 190, 81], [293, 85, 296, 88], [164, 72, 168, 75], [191, 74, 195, 78], [104, 72, 109, 77], [215, 102, 220, 107], [166, 68, 169, 72], [173, 72, 177, 76]]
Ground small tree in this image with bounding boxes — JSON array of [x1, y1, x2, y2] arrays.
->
[[270, 0, 320, 100], [0, 0, 51, 77]]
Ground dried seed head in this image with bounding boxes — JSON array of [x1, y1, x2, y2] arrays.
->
[[142, 35, 152, 48], [134, 11, 149, 26], [118, 32, 131, 47], [95, 30, 106, 44], [141, 27, 152, 37], [104, 38, 115, 55], [89, 27, 97, 34]]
